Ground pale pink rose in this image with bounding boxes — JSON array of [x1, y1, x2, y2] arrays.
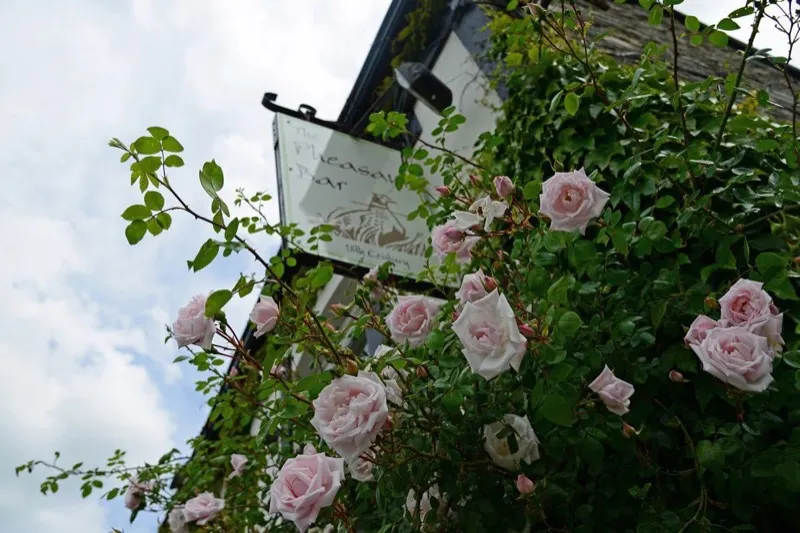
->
[[456, 270, 497, 306], [431, 221, 479, 263], [381, 365, 407, 406], [589, 365, 634, 416], [123, 474, 154, 510], [269, 446, 345, 533], [183, 492, 225, 526], [516, 474, 535, 494], [385, 295, 441, 348], [406, 485, 440, 523], [348, 451, 375, 482], [167, 506, 188, 533], [690, 326, 774, 393], [172, 295, 216, 350], [719, 279, 784, 347], [452, 290, 527, 380], [684, 315, 721, 346], [452, 195, 509, 232], [483, 414, 540, 470], [494, 175, 514, 198], [251, 296, 280, 338], [228, 453, 248, 480], [311, 372, 389, 463], [539, 168, 609, 234]]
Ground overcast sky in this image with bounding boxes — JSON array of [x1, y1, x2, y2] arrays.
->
[[0, 1, 793, 532]]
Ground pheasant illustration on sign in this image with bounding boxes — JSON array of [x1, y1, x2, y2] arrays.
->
[[316, 193, 426, 257]]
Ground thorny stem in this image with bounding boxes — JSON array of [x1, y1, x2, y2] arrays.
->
[[713, 1, 767, 154], [139, 156, 345, 365], [416, 136, 486, 171], [668, 6, 697, 190]]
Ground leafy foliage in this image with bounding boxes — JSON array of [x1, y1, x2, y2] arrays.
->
[[18, 2, 800, 533]]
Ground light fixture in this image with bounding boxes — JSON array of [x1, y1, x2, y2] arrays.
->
[[394, 62, 453, 116]]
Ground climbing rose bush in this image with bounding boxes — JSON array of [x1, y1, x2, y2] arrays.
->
[[16, 2, 800, 532]]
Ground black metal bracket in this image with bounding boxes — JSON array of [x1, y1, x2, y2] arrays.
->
[[261, 92, 344, 132]]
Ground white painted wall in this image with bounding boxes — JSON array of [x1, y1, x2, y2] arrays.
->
[[414, 32, 502, 160]]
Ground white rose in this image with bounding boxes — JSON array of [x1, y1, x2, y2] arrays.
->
[[452, 290, 527, 380], [483, 414, 540, 470]]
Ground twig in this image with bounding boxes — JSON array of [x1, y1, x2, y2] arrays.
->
[[713, 2, 767, 154]]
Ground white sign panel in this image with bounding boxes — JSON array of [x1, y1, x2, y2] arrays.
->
[[275, 114, 441, 280]]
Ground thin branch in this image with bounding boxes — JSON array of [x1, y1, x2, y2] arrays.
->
[[713, 2, 767, 154]]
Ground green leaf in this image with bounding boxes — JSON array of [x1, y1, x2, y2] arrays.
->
[[717, 18, 739, 31], [442, 390, 465, 411], [134, 136, 160, 155], [783, 351, 800, 369], [147, 126, 169, 141], [506, 52, 523, 67], [138, 156, 161, 173], [201, 160, 224, 192], [638, 0, 655, 8], [729, 6, 754, 18], [690, 34, 704, 46], [121, 205, 151, 221], [578, 437, 604, 470], [125, 221, 147, 245], [224, 218, 239, 242], [205, 289, 232, 316], [612, 229, 629, 255], [162, 136, 184, 153], [164, 154, 185, 168], [697, 440, 725, 471], [564, 92, 580, 116], [557, 311, 583, 338], [156, 212, 172, 230], [550, 91, 564, 113], [547, 276, 572, 306], [684, 15, 700, 32], [756, 252, 786, 280], [765, 275, 799, 301], [648, 4, 663, 26], [523, 180, 542, 200], [191, 239, 220, 272], [656, 196, 676, 209], [144, 191, 165, 211], [643, 220, 667, 241], [650, 300, 668, 328], [541, 394, 574, 426], [709, 30, 729, 48], [311, 264, 334, 289]]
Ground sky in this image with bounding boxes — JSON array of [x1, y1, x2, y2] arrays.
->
[[0, 1, 793, 533]]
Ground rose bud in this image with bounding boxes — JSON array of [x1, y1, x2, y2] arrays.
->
[[518, 323, 536, 338], [484, 276, 499, 292], [469, 174, 482, 186], [669, 370, 686, 383], [435, 185, 451, 197], [516, 474, 535, 494], [704, 296, 719, 310], [416, 366, 429, 379], [344, 359, 359, 376], [622, 423, 638, 439]]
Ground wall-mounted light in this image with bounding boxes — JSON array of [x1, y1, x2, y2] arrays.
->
[[394, 62, 453, 116]]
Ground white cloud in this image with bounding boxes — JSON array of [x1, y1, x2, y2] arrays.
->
[[0, 0, 389, 532]]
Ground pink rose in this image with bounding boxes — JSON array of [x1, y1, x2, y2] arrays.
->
[[539, 168, 609, 234], [589, 365, 634, 416], [167, 506, 188, 533], [348, 451, 375, 482], [684, 315, 721, 346], [452, 290, 527, 380], [385, 295, 441, 348], [269, 445, 344, 533], [228, 453, 248, 479], [183, 492, 224, 526], [516, 474, 535, 494], [431, 221, 479, 263], [690, 326, 774, 393], [311, 372, 389, 463], [494, 175, 514, 198], [483, 414, 540, 470], [251, 296, 280, 338], [719, 279, 784, 347], [123, 474, 153, 510], [456, 270, 497, 306], [172, 295, 216, 350]]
